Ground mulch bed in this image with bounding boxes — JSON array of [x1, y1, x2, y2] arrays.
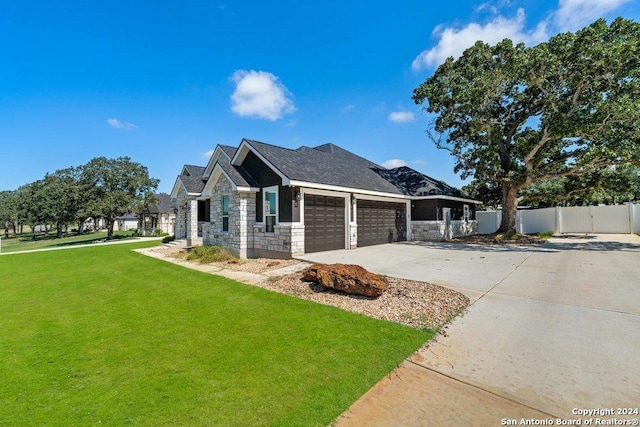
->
[[449, 233, 547, 245]]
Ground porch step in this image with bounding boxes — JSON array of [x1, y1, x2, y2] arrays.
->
[[165, 238, 188, 248]]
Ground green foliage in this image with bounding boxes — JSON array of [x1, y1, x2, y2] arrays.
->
[[0, 243, 429, 425], [0, 190, 19, 235], [152, 228, 169, 237], [161, 235, 175, 243], [519, 164, 640, 207], [80, 157, 159, 240], [2, 158, 159, 240], [538, 231, 554, 239], [413, 18, 640, 232], [186, 245, 238, 263]]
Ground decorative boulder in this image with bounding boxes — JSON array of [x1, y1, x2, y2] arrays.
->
[[302, 263, 388, 298]]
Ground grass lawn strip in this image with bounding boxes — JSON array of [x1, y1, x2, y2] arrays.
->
[[0, 241, 430, 426], [0, 230, 137, 253]]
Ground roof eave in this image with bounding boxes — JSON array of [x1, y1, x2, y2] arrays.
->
[[289, 180, 407, 199], [411, 194, 482, 204]]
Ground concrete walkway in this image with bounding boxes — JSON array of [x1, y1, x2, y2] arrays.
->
[[300, 234, 640, 426]]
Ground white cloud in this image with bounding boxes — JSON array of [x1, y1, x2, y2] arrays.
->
[[412, 9, 543, 71], [382, 159, 407, 169], [203, 149, 215, 159], [553, 0, 631, 31], [230, 70, 295, 121], [411, 0, 630, 71], [388, 111, 415, 123], [341, 104, 355, 113], [107, 118, 138, 130]]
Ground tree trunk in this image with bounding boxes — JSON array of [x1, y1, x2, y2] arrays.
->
[[56, 221, 62, 238], [107, 218, 114, 240], [498, 184, 519, 234]]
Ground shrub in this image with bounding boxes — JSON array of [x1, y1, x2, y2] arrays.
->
[[538, 231, 554, 239], [151, 228, 169, 237], [186, 246, 238, 264], [162, 235, 175, 244]]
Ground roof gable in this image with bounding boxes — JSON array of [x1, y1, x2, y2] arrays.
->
[[203, 145, 238, 178], [202, 162, 260, 194], [181, 164, 206, 178]]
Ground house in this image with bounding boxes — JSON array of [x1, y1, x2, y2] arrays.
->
[[114, 213, 139, 232], [171, 138, 480, 258], [147, 192, 177, 235], [113, 193, 177, 235]]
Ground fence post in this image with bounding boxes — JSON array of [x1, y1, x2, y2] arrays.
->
[[630, 202, 635, 234], [517, 210, 523, 234], [555, 206, 562, 234]]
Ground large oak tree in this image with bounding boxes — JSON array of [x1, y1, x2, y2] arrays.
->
[[80, 157, 159, 239], [413, 18, 640, 233]]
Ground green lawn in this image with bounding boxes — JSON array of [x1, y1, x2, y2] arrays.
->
[[0, 241, 431, 426], [0, 230, 135, 253]]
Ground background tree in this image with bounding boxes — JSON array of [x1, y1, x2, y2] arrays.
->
[[42, 167, 83, 238], [80, 157, 159, 239], [519, 165, 640, 207], [0, 190, 19, 237], [15, 181, 50, 240], [413, 18, 640, 233]]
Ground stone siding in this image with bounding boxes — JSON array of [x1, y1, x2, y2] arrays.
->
[[411, 220, 478, 241], [174, 187, 188, 239], [186, 199, 201, 245], [251, 222, 304, 259], [203, 176, 234, 249], [349, 222, 357, 249]]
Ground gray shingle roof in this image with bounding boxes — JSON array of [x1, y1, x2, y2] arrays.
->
[[218, 162, 259, 188], [243, 139, 403, 195], [219, 145, 237, 159], [153, 192, 176, 213], [372, 167, 466, 197], [183, 164, 206, 178], [178, 139, 469, 199], [176, 164, 206, 194], [178, 174, 206, 194]]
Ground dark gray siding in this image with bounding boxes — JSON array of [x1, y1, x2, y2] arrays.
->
[[411, 199, 475, 221]]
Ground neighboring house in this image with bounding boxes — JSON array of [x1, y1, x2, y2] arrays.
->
[[114, 193, 177, 235], [149, 192, 177, 234], [115, 213, 138, 232], [171, 138, 480, 258]]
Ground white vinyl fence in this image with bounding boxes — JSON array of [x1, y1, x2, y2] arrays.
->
[[478, 203, 640, 235]]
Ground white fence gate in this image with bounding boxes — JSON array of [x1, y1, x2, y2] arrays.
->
[[478, 203, 639, 234]]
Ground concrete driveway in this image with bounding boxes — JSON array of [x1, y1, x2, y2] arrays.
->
[[299, 234, 640, 426]]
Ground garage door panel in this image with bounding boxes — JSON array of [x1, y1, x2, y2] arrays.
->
[[305, 195, 345, 253], [357, 200, 406, 247]]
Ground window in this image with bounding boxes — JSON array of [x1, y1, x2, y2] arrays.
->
[[463, 204, 470, 221], [264, 186, 278, 232], [222, 195, 229, 232]]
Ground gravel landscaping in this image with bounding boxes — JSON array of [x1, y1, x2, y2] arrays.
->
[[152, 246, 469, 331], [260, 274, 469, 331]]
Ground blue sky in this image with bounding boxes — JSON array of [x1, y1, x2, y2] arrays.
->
[[2, 0, 639, 193]]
